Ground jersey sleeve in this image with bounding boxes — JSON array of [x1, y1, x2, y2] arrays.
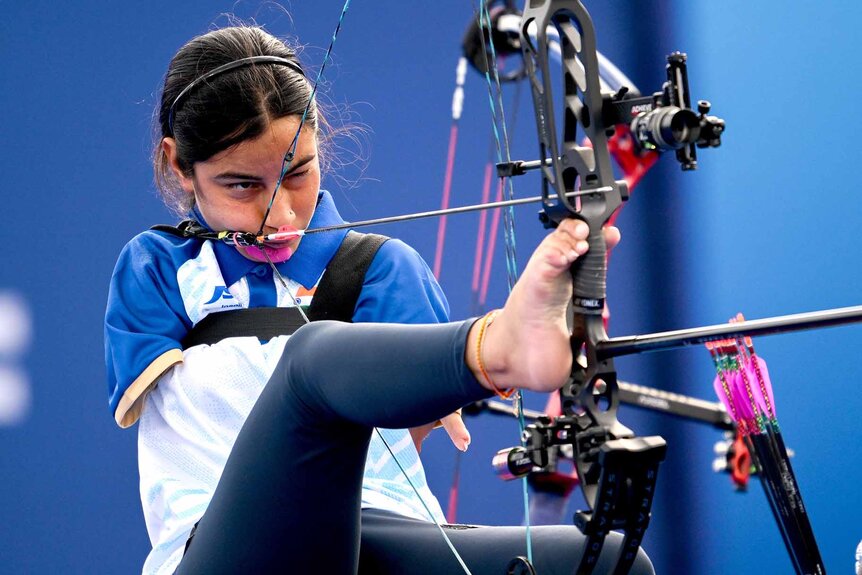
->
[[105, 233, 193, 428], [352, 238, 450, 325]]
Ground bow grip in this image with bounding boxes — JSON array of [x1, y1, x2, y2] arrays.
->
[[571, 213, 608, 315]]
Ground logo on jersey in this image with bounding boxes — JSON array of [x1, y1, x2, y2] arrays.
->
[[204, 286, 235, 305], [201, 286, 242, 312]]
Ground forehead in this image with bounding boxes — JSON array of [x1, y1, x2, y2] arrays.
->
[[203, 116, 318, 171]]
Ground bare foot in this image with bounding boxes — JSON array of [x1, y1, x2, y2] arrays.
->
[[467, 220, 620, 393]]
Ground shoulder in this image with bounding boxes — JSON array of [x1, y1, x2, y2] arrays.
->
[[110, 229, 221, 297], [105, 229, 212, 427], [115, 228, 204, 273], [105, 228, 210, 336], [365, 237, 430, 277], [355, 237, 450, 323]]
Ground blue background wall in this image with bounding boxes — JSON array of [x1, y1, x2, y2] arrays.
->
[[2, 1, 861, 573]]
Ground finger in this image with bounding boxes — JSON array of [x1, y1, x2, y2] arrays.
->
[[544, 221, 589, 262], [538, 236, 586, 269], [603, 225, 621, 250], [556, 218, 590, 242], [441, 412, 471, 452]]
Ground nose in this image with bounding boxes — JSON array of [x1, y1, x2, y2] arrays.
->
[[260, 183, 296, 232]]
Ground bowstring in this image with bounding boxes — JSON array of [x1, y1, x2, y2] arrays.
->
[[259, 0, 353, 323], [267, 269, 473, 573], [268, 249, 475, 570], [475, 0, 533, 564], [256, 2, 546, 570], [256, 0, 352, 238], [262, 249, 310, 324], [377, 428, 474, 574]]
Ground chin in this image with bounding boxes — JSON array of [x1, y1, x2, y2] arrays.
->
[[236, 243, 295, 263]]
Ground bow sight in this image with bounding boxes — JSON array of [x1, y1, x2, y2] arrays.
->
[[604, 52, 725, 170], [466, 2, 725, 176]]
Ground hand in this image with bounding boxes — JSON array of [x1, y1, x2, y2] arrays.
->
[[409, 411, 471, 453]]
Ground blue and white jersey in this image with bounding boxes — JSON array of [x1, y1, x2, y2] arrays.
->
[[105, 191, 450, 575]]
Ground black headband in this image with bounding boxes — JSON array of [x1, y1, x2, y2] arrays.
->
[[168, 55, 305, 132]]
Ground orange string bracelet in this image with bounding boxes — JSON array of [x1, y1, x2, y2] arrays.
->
[[476, 309, 514, 399]]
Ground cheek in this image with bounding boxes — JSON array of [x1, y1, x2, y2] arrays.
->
[[295, 178, 320, 222], [196, 190, 262, 231]]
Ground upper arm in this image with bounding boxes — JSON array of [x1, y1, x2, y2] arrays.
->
[[105, 234, 192, 427]]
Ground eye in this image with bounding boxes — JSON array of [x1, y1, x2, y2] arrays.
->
[[222, 181, 266, 199], [226, 181, 259, 191], [286, 169, 310, 180]]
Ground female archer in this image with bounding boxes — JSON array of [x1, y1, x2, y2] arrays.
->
[[104, 24, 653, 575]]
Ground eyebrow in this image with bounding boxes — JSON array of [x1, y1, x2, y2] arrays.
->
[[213, 153, 316, 182]]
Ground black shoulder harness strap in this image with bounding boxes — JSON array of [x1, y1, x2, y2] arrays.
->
[[306, 231, 388, 322], [151, 220, 207, 238], [168, 229, 389, 349]]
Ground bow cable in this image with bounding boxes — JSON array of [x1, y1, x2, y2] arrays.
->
[[477, 72, 525, 312], [474, 0, 535, 565]]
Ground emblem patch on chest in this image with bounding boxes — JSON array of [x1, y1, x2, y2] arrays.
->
[[201, 286, 242, 313]]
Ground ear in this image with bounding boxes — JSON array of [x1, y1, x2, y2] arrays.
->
[[161, 137, 195, 196]]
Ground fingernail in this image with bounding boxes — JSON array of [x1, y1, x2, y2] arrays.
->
[[575, 222, 589, 238], [576, 240, 589, 254]]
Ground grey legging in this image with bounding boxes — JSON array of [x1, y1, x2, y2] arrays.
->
[[175, 319, 655, 575]]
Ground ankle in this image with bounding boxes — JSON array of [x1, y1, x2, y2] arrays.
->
[[468, 310, 514, 398]]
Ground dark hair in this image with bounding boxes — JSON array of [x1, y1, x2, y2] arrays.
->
[[154, 26, 320, 214]]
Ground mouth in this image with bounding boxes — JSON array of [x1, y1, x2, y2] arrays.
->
[[235, 225, 302, 263], [260, 225, 305, 244]]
